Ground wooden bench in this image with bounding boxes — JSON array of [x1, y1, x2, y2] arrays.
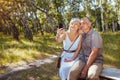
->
[[100, 67, 120, 80], [78, 67, 120, 80]]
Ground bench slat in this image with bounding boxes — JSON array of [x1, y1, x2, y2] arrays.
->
[[100, 67, 120, 80]]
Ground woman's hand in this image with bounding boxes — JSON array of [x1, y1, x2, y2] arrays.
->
[[64, 58, 73, 62], [56, 28, 66, 43], [56, 28, 65, 35]]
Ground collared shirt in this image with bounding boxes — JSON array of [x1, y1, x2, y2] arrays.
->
[[81, 29, 104, 63]]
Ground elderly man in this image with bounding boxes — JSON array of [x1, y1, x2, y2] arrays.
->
[[67, 17, 103, 80]]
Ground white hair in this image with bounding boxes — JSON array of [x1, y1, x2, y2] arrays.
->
[[70, 18, 81, 24]]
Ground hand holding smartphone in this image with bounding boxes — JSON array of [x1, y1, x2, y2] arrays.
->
[[57, 23, 65, 34]]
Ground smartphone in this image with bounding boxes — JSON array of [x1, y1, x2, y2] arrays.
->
[[58, 23, 63, 29]]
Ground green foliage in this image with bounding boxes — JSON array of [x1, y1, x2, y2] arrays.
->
[[0, 0, 120, 40]]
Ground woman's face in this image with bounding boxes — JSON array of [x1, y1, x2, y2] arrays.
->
[[69, 21, 81, 31]]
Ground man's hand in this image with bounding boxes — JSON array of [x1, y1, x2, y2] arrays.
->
[[80, 67, 88, 79]]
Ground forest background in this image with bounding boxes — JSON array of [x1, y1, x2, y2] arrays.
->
[[0, 0, 120, 79]]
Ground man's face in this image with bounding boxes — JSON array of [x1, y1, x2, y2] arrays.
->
[[80, 19, 91, 32]]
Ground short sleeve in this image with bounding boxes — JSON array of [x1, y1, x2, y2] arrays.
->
[[91, 32, 102, 48]]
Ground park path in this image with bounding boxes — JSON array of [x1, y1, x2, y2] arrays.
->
[[0, 55, 58, 79]]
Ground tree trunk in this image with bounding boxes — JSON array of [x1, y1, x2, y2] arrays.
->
[[100, 0, 105, 32], [115, 22, 117, 31], [112, 21, 115, 32], [36, 18, 44, 35], [8, 19, 19, 41], [21, 17, 33, 41], [105, 24, 108, 32]]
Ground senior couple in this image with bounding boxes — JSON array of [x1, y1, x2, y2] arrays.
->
[[56, 17, 103, 80]]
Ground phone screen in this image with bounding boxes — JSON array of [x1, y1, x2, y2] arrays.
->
[[59, 23, 63, 28]]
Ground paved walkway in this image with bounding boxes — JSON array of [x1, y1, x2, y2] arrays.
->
[[0, 55, 58, 79]]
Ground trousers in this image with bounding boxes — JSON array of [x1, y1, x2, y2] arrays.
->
[[67, 60, 103, 80]]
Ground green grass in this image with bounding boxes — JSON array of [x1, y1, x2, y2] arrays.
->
[[0, 31, 120, 80], [0, 32, 61, 73], [0, 33, 61, 65], [102, 32, 120, 68]]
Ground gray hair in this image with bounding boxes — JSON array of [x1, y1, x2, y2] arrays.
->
[[81, 17, 92, 23]]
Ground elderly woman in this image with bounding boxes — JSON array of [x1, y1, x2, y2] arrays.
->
[[56, 18, 82, 80]]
